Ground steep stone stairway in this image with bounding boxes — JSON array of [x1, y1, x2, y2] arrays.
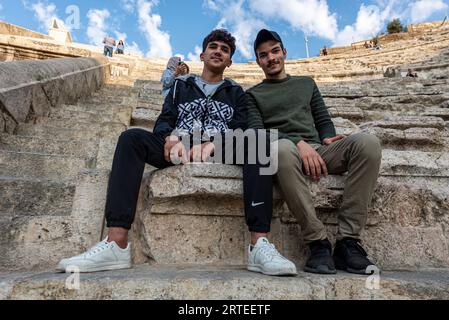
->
[[0, 82, 135, 273], [1, 57, 449, 299]]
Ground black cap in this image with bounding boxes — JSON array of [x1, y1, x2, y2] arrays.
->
[[254, 29, 283, 56]]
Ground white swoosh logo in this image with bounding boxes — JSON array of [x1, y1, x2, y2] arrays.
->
[[252, 201, 265, 207]]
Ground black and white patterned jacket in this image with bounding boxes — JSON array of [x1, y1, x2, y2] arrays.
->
[[154, 75, 248, 141]]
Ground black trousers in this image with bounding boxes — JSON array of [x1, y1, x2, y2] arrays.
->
[[105, 129, 273, 233]]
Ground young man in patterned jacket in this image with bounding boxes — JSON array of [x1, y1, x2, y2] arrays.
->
[[57, 29, 297, 276]]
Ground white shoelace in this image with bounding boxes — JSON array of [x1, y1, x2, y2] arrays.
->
[[85, 240, 110, 258], [257, 243, 284, 261]]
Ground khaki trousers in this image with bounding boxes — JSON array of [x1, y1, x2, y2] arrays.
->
[[275, 133, 382, 243]]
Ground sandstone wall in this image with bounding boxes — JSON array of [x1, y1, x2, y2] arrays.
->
[[322, 20, 448, 56], [0, 21, 51, 40], [0, 57, 110, 134]]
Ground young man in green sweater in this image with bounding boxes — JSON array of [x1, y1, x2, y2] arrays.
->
[[247, 29, 382, 275]]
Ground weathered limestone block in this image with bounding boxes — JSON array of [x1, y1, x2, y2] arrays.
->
[[0, 169, 110, 271], [95, 123, 131, 170], [4, 265, 449, 300], [381, 149, 449, 177], [139, 164, 449, 270], [131, 108, 159, 129], [360, 116, 445, 130], [421, 108, 449, 120], [0, 57, 107, 133], [328, 107, 364, 120], [0, 112, 4, 132], [362, 127, 444, 149], [362, 226, 449, 270], [332, 117, 361, 135]]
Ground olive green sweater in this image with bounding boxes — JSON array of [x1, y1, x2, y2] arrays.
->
[[247, 75, 336, 145]]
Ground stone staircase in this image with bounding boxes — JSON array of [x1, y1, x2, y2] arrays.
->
[[0, 82, 135, 275], [1, 40, 449, 299], [127, 78, 449, 275]]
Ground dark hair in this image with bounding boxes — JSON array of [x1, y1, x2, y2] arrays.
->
[[202, 29, 236, 58]]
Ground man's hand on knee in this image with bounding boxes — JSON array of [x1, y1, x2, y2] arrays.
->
[[164, 135, 180, 162], [164, 136, 188, 164], [296, 140, 328, 181], [323, 135, 346, 146], [190, 142, 215, 163]]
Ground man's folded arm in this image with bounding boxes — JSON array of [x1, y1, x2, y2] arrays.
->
[[310, 81, 336, 142]]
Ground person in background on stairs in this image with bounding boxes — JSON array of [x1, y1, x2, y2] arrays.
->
[[103, 35, 116, 58], [116, 40, 125, 55], [406, 68, 418, 78], [57, 29, 298, 277], [161, 56, 190, 97], [247, 29, 382, 276]]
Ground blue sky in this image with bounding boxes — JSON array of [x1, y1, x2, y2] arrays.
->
[[0, 0, 448, 62]]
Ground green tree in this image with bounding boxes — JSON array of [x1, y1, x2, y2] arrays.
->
[[387, 19, 403, 34]]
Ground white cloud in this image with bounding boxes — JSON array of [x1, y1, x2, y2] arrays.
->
[[187, 45, 202, 62], [24, 1, 68, 32], [86, 9, 110, 46], [126, 41, 144, 56], [333, 0, 448, 46], [409, 0, 448, 22], [137, 0, 173, 58], [114, 31, 127, 42], [204, 0, 266, 59], [202, 0, 449, 57], [248, 0, 338, 40], [120, 0, 136, 13], [333, 4, 396, 46]]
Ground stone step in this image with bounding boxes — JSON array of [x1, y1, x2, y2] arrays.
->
[[35, 118, 111, 132], [2, 265, 449, 300], [137, 100, 163, 111], [62, 104, 133, 116], [362, 127, 445, 151], [138, 94, 165, 105], [48, 108, 127, 124], [138, 164, 449, 270], [381, 149, 449, 177], [328, 107, 364, 120], [79, 96, 124, 105], [421, 108, 449, 120], [92, 88, 137, 98], [15, 124, 99, 141], [15, 123, 126, 141], [0, 176, 75, 217], [0, 150, 90, 181], [359, 116, 445, 130], [98, 85, 136, 94], [0, 133, 98, 158], [0, 169, 111, 272], [131, 108, 160, 129]]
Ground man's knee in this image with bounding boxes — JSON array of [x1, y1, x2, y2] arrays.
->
[[350, 133, 382, 163], [118, 128, 148, 146]]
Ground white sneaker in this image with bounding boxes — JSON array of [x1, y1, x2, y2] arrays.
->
[[57, 238, 132, 273], [247, 237, 297, 276]]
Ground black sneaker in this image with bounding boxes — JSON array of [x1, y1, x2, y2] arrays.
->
[[304, 239, 337, 274], [333, 238, 377, 275]]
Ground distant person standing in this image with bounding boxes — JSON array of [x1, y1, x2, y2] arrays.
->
[[322, 46, 328, 56], [116, 40, 125, 55], [406, 69, 418, 78], [161, 56, 190, 97], [103, 35, 116, 57]]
